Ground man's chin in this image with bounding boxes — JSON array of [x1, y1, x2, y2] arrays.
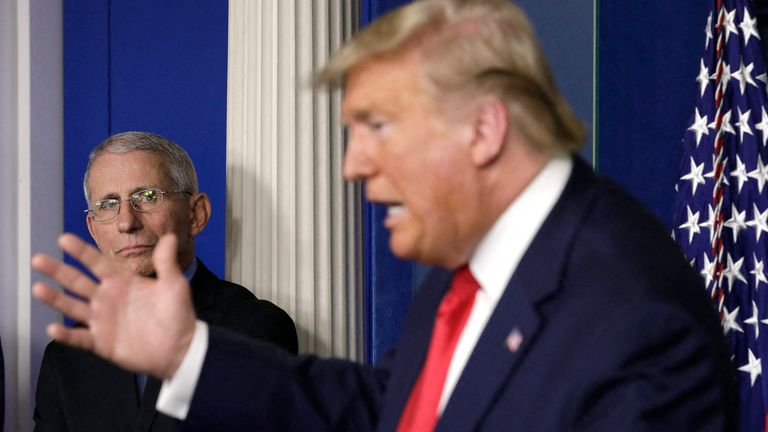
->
[[122, 259, 155, 277]]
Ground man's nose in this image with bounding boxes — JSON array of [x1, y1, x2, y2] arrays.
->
[[343, 135, 377, 181], [116, 201, 143, 233]]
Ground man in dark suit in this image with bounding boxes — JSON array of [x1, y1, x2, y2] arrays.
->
[[31, 0, 736, 430], [33, 132, 297, 432]]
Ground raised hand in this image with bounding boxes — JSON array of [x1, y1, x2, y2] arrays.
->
[[32, 233, 196, 379]]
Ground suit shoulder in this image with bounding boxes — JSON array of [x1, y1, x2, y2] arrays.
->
[[197, 276, 299, 354]]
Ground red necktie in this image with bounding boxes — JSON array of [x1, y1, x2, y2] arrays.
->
[[397, 266, 480, 432]]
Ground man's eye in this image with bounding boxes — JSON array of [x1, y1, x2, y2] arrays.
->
[[97, 200, 119, 210], [137, 190, 159, 202], [368, 120, 389, 134]]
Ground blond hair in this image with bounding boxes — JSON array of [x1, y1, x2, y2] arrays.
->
[[316, 0, 585, 154]]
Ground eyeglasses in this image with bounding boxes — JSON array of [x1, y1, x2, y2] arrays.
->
[[84, 188, 192, 222]]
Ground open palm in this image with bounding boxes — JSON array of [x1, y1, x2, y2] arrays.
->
[[32, 233, 196, 379]]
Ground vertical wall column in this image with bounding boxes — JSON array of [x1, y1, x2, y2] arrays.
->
[[226, 1, 363, 359], [0, 0, 63, 430]]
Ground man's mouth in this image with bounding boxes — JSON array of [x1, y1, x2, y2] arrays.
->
[[384, 204, 405, 228], [387, 205, 404, 217], [117, 244, 154, 257]]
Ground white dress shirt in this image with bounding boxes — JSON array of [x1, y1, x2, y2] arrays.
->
[[157, 155, 573, 420], [438, 155, 571, 413]]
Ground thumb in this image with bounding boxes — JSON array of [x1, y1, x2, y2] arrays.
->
[[153, 234, 182, 281]]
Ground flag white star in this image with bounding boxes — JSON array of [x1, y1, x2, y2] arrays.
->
[[744, 301, 761, 339], [747, 204, 768, 241], [696, 59, 710, 97], [723, 253, 747, 291], [722, 8, 739, 43], [738, 348, 762, 387], [709, 109, 736, 135], [759, 73, 768, 98], [723, 305, 744, 335], [680, 157, 706, 195], [730, 155, 749, 193], [705, 12, 713, 48], [698, 204, 716, 243], [678, 206, 701, 243], [732, 58, 757, 95], [736, 108, 754, 141], [751, 253, 768, 287], [756, 107, 768, 146], [689, 108, 709, 146], [748, 156, 768, 193], [712, 62, 734, 93], [740, 7, 761, 44], [700, 253, 716, 288], [705, 155, 729, 186], [725, 204, 748, 242]]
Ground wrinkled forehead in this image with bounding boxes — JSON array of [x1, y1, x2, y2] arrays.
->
[[87, 151, 173, 196], [341, 49, 434, 116]]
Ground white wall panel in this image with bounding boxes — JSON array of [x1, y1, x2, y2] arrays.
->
[[0, 0, 62, 430]]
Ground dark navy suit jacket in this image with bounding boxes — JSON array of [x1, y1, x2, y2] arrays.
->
[[181, 157, 735, 431], [33, 259, 298, 432]]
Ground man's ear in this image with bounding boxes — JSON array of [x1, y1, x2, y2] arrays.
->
[[189, 193, 211, 237], [470, 98, 509, 167], [85, 212, 98, 242]]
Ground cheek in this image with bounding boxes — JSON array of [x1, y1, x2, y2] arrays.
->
[[89, 226, 113, 251]]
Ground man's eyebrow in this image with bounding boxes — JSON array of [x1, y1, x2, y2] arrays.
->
[[93, 186, 160, 201], [129, 186, 160, 195], [93, 192, 120, 202], [341, 110, 376, 125]]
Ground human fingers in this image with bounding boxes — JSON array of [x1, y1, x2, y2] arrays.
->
[[32, 281, 92, 324], [58, 233, 117, 280], [153, 234, 183, 282], [31, 252, 98, 299], [46, 323, 94, 352]]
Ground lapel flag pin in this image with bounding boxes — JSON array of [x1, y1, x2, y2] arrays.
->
[[506, 327, 524, 352]]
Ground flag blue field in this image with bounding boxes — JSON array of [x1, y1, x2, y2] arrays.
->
[[674, 1, 768, 430]]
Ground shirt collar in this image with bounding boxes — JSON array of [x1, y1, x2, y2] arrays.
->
[[469, 155, 572, 302]]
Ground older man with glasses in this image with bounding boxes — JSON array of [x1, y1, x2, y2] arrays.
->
[[33, 131, 298, 432]]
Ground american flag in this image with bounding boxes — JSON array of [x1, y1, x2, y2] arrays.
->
[[674, 0, 768, 430]]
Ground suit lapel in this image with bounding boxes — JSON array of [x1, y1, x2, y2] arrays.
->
[[376, 269, 454, 432], [189, 259, 217, 321], [436, 157, 599, 431], [94, 359, 140, 431], [134, 377, 162, 431], [129, 260, 216, 432]]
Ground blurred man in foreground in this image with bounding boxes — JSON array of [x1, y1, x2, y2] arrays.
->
[[33, 132, 297, 431], [32, 1, 735, 430]]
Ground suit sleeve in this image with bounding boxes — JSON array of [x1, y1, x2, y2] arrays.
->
[[571, 304, 736, 432], [33, 343, 68, 432], [180, 326, 389, 431]]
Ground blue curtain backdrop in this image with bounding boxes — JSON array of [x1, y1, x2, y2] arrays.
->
[[597, 1, 708, 227]]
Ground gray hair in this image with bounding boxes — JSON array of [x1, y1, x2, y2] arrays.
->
[[83, 131, 199, 204], [315, 0, 584, 155]]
